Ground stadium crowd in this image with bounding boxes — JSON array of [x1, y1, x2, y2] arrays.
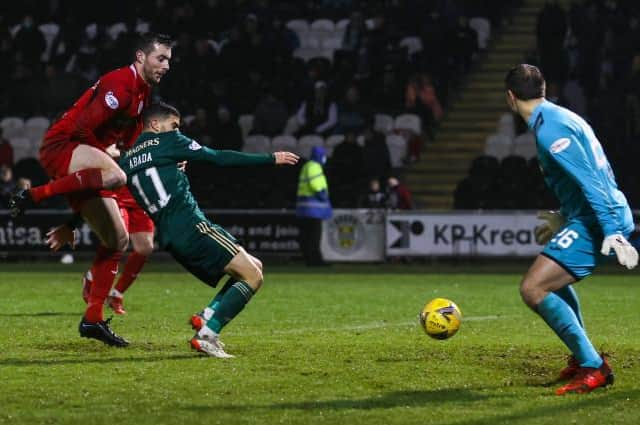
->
[[455, 0, 640, 210], [0, 0, 516, 210]]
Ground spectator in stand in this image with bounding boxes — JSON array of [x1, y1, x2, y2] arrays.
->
[[405, 73, 443, 137], [212, 105, 244, 151], [386, 176, 413, 209], [334, 84, 373, 134], [38, 64, 83, 118], [252, 88, 290, 137], [450, 15, 478, 77], [268, 17, 300, 57], [537, 1, 567, 56], [185, 107, 215, 147], [562, 71, 587, 118], [13, 15, 46, 67], [0, 128, 13, 168], [0, 165, 15, 205], [371, 64, 405, 115], [342, 11, 367, 51], [329, 131, 363, 183], [358, 178, 387, 208], [296, 81, 337, 136], [361, 126, 391, 181]]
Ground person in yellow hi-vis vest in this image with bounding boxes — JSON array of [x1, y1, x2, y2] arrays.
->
[[296, 146, 332, 266]]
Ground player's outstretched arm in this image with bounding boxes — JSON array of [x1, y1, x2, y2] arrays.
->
[[175, 134, 299, 167]]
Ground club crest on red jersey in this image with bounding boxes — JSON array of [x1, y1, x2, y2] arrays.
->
[[105, 91, 119, 109]]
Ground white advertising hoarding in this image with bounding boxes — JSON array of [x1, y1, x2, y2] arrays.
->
[[386, 212, 544, 256]]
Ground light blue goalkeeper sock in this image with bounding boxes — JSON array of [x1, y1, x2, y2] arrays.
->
[[554, 285, 584, 329], [537, 293, 602, 368]]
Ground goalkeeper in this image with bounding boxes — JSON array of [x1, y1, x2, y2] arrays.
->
[[119, 102, 298, 357], [505, 64, 638, 395]]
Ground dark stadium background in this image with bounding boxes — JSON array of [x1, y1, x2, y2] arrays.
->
[[1, 0, 639, 261]]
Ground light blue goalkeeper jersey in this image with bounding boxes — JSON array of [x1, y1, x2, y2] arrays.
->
[[528, 100, 633, 237]]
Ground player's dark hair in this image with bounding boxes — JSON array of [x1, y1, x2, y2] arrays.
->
[[505, 64, 546, 100], [142, 102, 181, 126], [134, 32, 173, 56]]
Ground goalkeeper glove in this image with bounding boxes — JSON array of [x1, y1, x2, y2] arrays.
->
[[534, 211, 565, 245], [601, 234, 639, 269]]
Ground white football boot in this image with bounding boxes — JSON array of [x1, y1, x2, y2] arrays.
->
[[190, 335, 234, 358]]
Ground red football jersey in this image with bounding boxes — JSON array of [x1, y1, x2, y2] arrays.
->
[[44, 64, 150, 151]]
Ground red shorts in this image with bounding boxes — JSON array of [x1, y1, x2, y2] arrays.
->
[[116, 187, 154, 234], [39, 135, 115, 212]]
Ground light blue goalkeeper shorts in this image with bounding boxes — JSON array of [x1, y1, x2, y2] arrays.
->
[[541, 218, 633, 280]]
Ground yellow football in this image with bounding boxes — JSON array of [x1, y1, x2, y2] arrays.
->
[[419, 298, 462, 340]]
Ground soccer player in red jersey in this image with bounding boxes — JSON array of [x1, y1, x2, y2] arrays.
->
[[11, 33, 172, 346]]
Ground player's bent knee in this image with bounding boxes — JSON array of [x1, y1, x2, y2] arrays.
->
[[135, 244, 153, 257], [132, 236, 154, 256], [519, 280, 542, 309]]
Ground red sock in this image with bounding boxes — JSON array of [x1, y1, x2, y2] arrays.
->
[[30, 168, 103, 203], [114, 252, 147, 294], [85, 245, 122, 323]]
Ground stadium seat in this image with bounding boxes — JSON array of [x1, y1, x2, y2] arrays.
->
[[8, 137, 33, 162], [271, 135, 297, 152], [1, 117, 25, 139], [310, 19, 335, 33], [25, 116, 50, 129], [399, 37, 423, 57], [182, 115, 195, 126], [135, 20, 150, 34], [513, 132, 537, 159], [24, 117, 49, 147], [374, 114, 394, 134], [394, 113, 421, 135], [25, 116, 50, 145], [243, 135, 270, 153], [286, 19, 309, 38], [386, 134, 408, 168], [85, 23, 97, 40], [325, 134, 344, 157], [8, 24, 21, 38], [107, 22, 128, 40], [484, 133, 513, 160], [283, 115, 300, 135], [38, 23, 60, 62], [496, 112, 516, 138], [336, 19, 350, 31], [297, 135, 324, 159], [293, 48, 323, 62], [321, 37, 342, 50], [238, 114, 254, 139], [300, 35, 321, 49], [469, 17, 491, 49]]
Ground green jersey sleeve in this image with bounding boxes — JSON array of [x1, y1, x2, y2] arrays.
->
[[174, 132, 275, 166]]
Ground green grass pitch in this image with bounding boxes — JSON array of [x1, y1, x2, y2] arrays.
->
[[0, 263, 639, 425]]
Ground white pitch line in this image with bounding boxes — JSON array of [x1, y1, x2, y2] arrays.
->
[[235, 315, 503, 336]]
